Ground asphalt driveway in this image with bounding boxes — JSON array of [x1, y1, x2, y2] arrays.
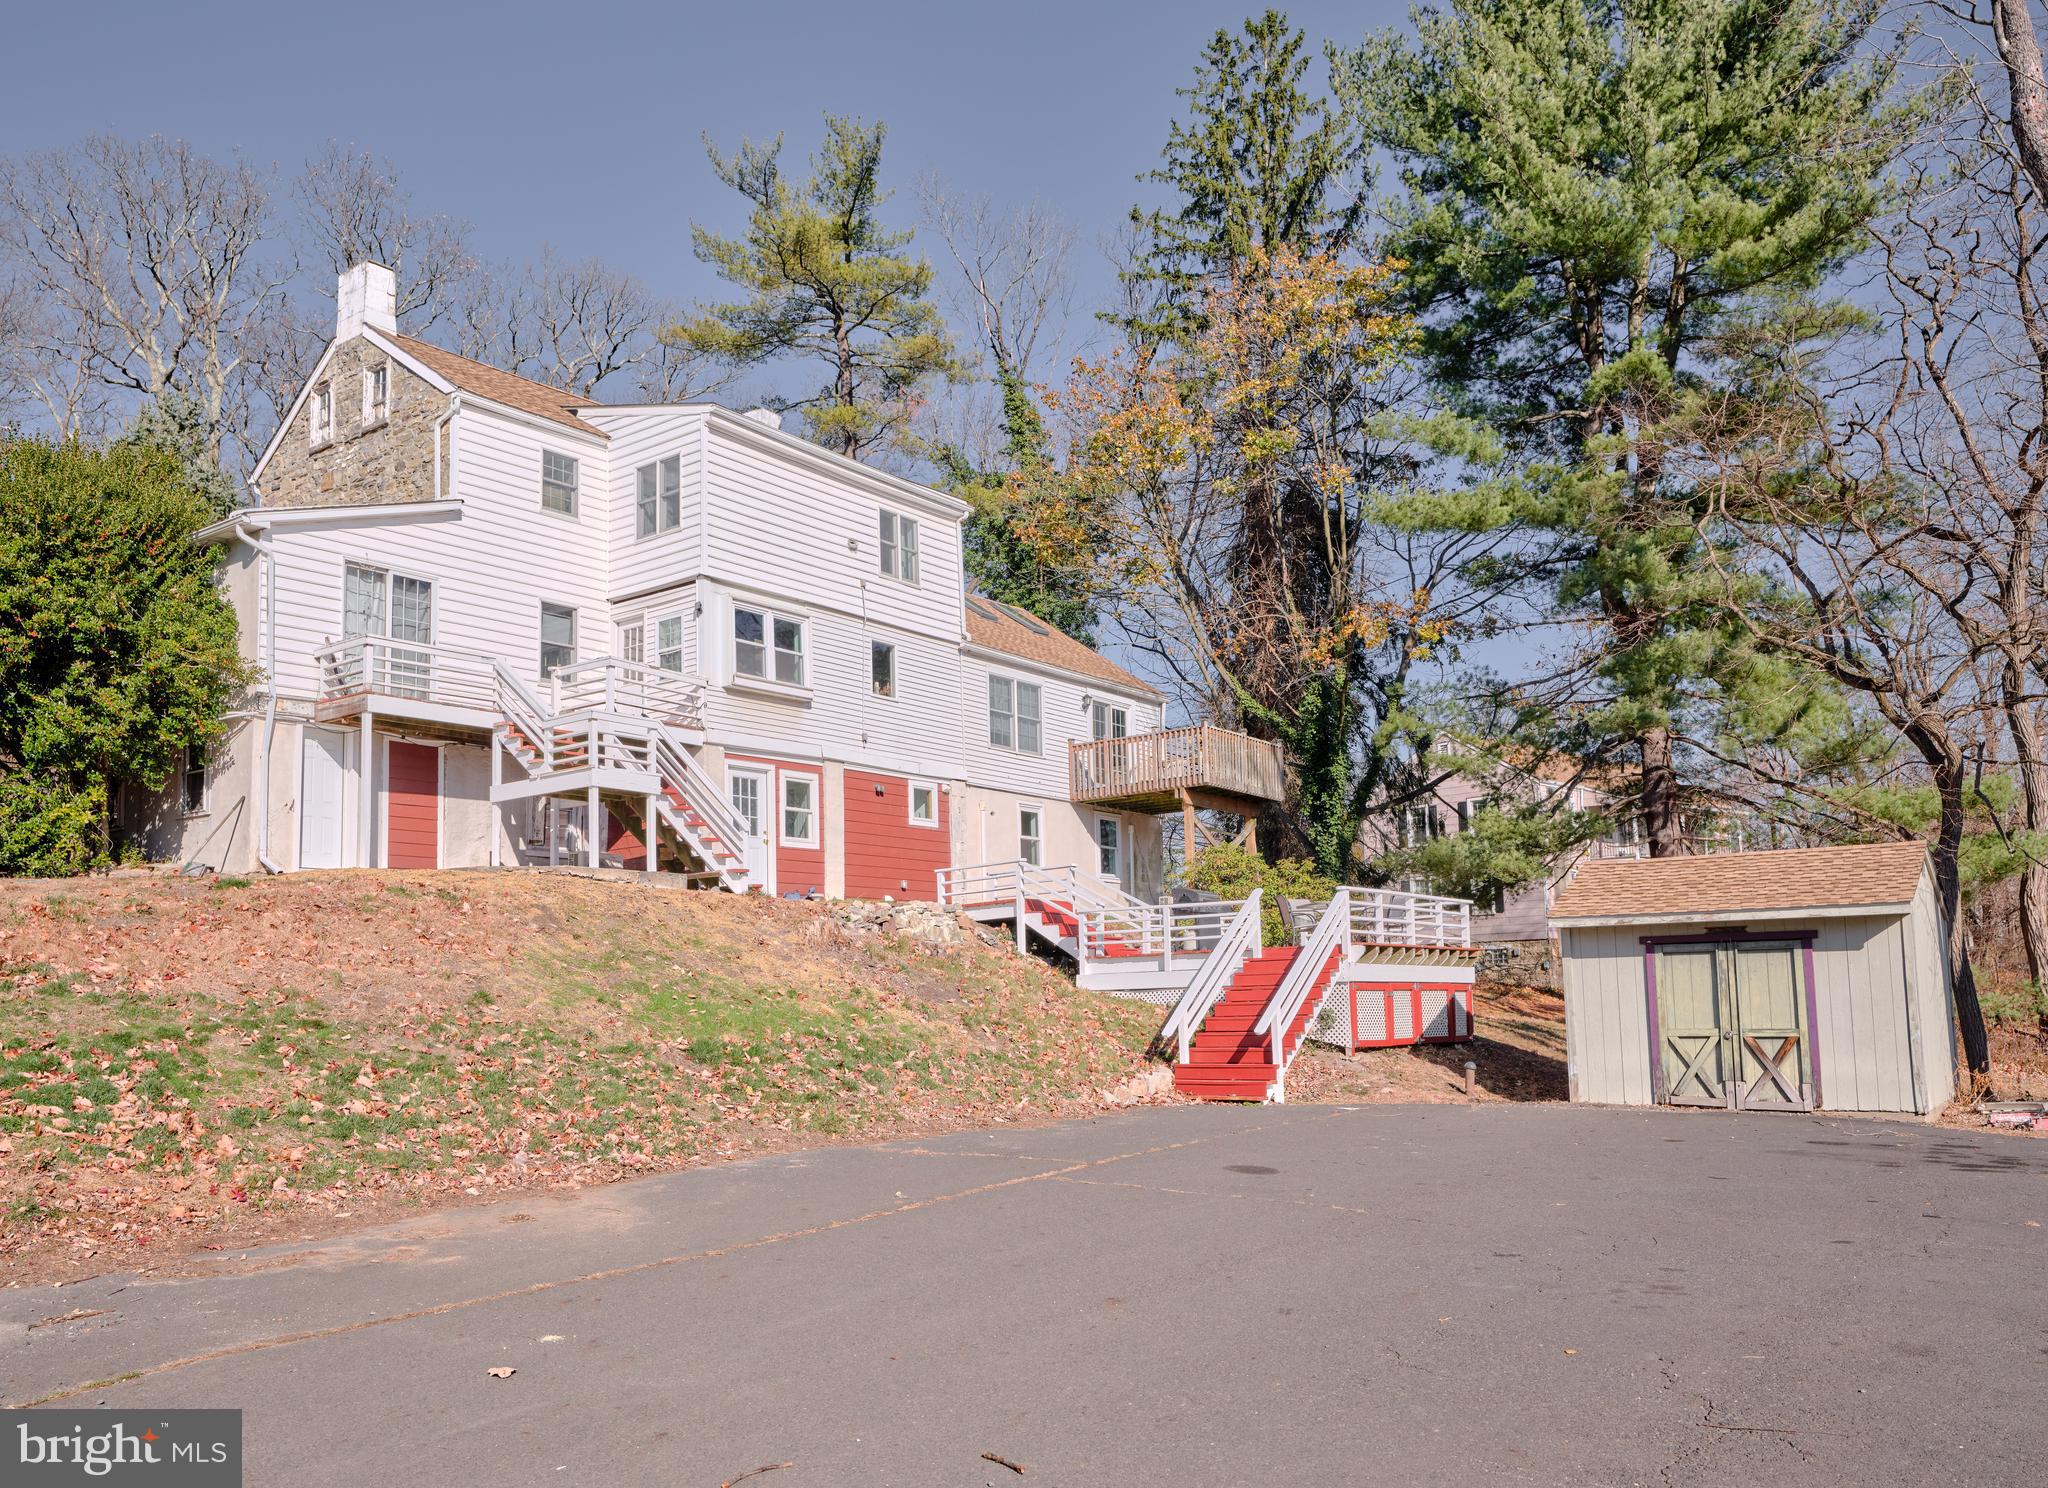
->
[[5, 1103, 2045, 1486]]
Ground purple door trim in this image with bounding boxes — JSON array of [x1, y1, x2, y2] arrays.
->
[[1639, 930, 1823, 1111], [1642, 944, 1665, 1104]]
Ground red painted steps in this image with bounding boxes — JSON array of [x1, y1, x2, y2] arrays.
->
[[1173, 944, 1343, 1102]]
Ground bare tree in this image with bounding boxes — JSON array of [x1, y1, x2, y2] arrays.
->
[[917, 179, 1076, 405], [295, 141, 473, 330], [0, 135, 286, 466]]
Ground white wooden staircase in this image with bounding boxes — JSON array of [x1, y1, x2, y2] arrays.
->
[[488, 662, 761, 892]]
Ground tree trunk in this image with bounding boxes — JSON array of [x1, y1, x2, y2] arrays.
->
[[1640, 723, 1683, 857], [1931, 760, 1993, 1077], [2004, 693, 2048, 996], [1993, 0, 2048, 208]]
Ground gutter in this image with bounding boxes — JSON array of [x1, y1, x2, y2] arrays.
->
[[233, 516, 285, 876]]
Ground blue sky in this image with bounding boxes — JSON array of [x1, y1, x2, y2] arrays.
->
[[4, 0, 1408, 336]]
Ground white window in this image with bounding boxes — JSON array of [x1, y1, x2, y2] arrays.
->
[[871, 640, 896, 698], [908, 781, 938, 827], [1097, 817, 1122, 878], [988, 675, 1042, 753], [540, 602, 576, 678], [879, 509, 919, 583], [1091, 702, 1127, 740], [1399, 804, 1441, 848], [181, 743, 209, 816], [657, 616, 685, 673], [343, 563, 432, 647], [541, 450, 579, 516], [363, 362, 389, 424], [733, 606, 805, 687], [618, 617, 645, 664], [1018, 806, 1043, 867], [636, 455, 681, 538], [310, 382, 333, 444], [781, 773, 818, 847]]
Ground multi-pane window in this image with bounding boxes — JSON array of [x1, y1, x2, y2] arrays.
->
[[782, 774, 817, 845], [878, 509, 919, 583], [909, 781, 938, 826], [987, 675, 1042, 753], [389, 575, 433, 645], [1091, 702, 1127, 740], [657, 616, 685, 673], [870, 640, 896, 698], [540, 602, 577, 678], [310, 383, 333, 444], [541, 450, 579, 515], [733, 607, 805, 686], [1398, 805, 1441, 849], [1018, 807, 1043, 867], [182, 744, 209, 815], [363, 363, 389, 423], [342, 562, 387, 639], [636, 455, 682, 538], [1097, 817, 1122, 878], [618, 618, 645, 664]]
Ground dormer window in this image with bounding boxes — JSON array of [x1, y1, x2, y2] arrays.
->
[[879, 509, 919, 584], [362, 362, 389, 424], [310, 382, 333, 445]]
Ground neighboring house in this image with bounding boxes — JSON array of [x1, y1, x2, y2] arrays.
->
[[123, 263, 1287, 901], [1362, 746, 1769, 968]]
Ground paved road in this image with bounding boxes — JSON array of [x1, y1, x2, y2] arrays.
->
[[5, 1104, 2045, 1487]]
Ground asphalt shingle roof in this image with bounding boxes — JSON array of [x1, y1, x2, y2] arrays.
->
[[1549, 841, 1929, 922]]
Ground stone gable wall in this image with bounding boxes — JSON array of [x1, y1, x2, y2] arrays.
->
[[260, 336, 443, 508]]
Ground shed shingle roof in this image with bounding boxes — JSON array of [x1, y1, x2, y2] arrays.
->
[[1549, 842, 1929, 922], [964, 599, 1160, 699], [390, 334, 601, 434]]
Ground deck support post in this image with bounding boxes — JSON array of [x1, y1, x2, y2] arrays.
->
[[586, 784, 601, 868], [1179, 787, 1199, 863], [643, 792, 658, 876], [358, 709, 376, 869], [549, 801, 560, 868], [1015, 888, 1027, 952], [488, 736, 503, 869]]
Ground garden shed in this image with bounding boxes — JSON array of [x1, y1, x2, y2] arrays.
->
[[1549, 843, 1956, 1116]]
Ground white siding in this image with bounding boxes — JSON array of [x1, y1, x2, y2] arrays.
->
[[585, 407, 704, 601], [264, 403, 611, 700], [961, 651, 1164, 802], [702, 419, 964, 643]]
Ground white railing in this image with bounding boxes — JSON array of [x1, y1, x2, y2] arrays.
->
[[1255, 888, 1352, 1102], [1156, 890, 1264, 1063], [651, 725, 756, 881], [315, 637, 502, 711], [316, 641, 706, 733], [1295, 885, 1474, 948], [1071, 897, 1255, 964], [936, 860, 1145, 918], [551, 658, 704, 727]]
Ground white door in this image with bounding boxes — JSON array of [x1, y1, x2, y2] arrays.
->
[[728, 767, 773, 892], [299, 728, 349, 870]]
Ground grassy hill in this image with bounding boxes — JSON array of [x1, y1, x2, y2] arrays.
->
[[0, 870, 1159, 1282]]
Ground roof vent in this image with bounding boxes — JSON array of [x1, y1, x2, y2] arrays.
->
[[740, 407, 782, 431]]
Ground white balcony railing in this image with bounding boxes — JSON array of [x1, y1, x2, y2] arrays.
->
[[315, 640, 705, 731], [549, 657, 705, 725], [1294, 886, 1474, 948]]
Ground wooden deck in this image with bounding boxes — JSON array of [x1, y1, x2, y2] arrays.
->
[[1068, 724, 1286, 813]]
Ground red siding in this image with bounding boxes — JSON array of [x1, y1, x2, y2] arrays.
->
[[845, 770, 949, 902], [385, 741, 439, 869], [728, 754, 826, 898], [606, 807, 648, 871]]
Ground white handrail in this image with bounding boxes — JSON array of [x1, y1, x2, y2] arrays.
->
[[1293, 884, 1475, 948], [551, 656, 704, 725], [1156, 889, 1263, 1063], [1254, 888, 1352, 1103], [652, 723, 757, 872]]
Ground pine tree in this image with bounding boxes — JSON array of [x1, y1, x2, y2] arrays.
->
[[1125, 9, 1363, 339], [1339, 0, 1914, 856], [674, 115, 960, 461]]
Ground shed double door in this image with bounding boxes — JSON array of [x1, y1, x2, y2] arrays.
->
[[1656, 942, 1812, 1112]]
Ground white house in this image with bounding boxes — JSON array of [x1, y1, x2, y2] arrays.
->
[[124, 263, 1290, 904]]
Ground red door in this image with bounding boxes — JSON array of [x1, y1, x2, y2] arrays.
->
[[385, 741, 440, 869]]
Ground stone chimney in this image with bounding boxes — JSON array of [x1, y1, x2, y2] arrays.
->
[[336, 262, 397, 341]]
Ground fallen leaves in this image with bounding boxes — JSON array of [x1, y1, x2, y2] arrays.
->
[[485, 1367, 516, 1379]]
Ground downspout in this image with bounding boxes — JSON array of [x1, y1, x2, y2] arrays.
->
[[434, 393, 459, 502], [237, 516, 285, 875]]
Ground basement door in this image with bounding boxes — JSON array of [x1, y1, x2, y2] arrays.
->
[[1654, 941, 1813, 1112], [299, 728, 349, 870]]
